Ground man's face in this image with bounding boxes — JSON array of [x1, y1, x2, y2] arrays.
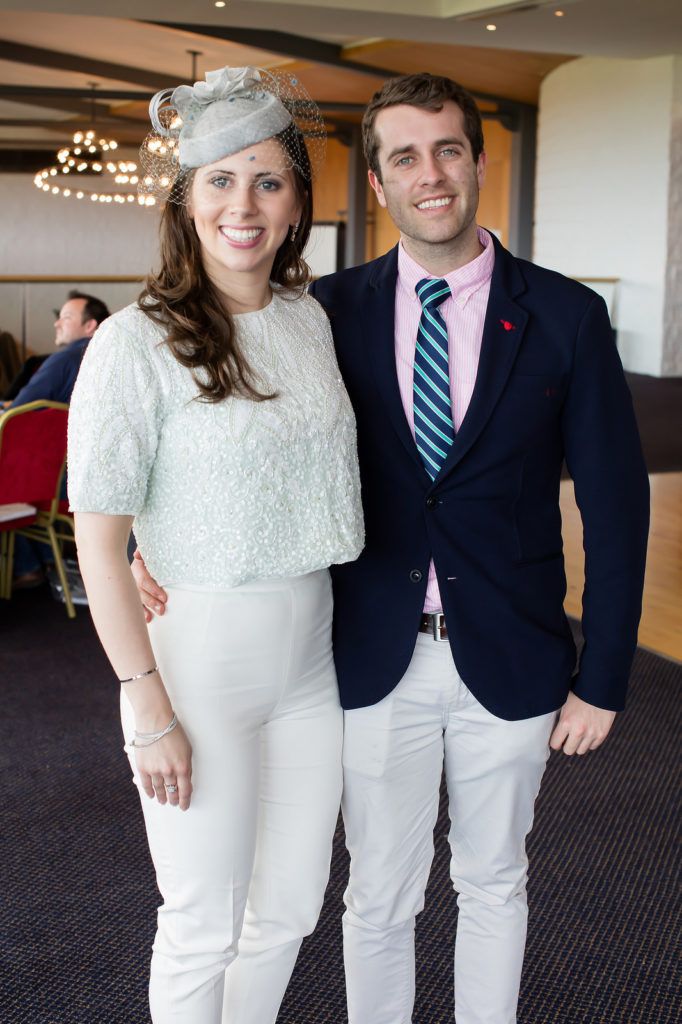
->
[[54, 298, 96, 347], [368, 101, 486, 253]]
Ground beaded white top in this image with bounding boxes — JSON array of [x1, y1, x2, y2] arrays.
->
[[68, 290, 364, 588]]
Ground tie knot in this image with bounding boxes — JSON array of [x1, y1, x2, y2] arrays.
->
[[416, 278, 451, 310]]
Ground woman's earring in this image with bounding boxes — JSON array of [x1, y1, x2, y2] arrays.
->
[[290, 222, 299, 242]]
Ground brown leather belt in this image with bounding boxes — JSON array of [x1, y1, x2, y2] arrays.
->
[[419, 612, 448, 641]]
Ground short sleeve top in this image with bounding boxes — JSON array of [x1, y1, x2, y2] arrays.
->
[[67, 290, 364, 588]]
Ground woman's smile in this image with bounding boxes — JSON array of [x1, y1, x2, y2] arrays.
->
[[219, 225, 266, 247]]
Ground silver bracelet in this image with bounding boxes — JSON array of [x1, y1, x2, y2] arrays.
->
[[119, 665, 159, 684], [130, 713, 178, 748]]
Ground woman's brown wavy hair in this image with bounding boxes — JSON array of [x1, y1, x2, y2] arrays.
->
[[139, 131, 314, 403]]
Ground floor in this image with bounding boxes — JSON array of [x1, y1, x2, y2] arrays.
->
[[560, 471, 682, 662]]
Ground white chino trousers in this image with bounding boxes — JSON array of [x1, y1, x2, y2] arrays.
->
[[120, 569, 343, 1024], [341, 633, 556, 1024]]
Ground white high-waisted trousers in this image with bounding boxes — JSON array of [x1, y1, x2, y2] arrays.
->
[[120, 569, 342, 1024]]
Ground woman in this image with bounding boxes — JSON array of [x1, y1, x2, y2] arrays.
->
[[68, 67, 363, 1024]]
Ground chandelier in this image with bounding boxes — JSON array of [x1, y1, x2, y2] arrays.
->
[[32, 84, 156, 208]]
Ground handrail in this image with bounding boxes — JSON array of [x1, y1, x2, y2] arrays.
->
[[573, 276, 620, 284], [0, 275, 143, 283]]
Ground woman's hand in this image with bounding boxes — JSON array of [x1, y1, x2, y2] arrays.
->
[[135, 720, 193, 811], [131, 549, 168, 623]]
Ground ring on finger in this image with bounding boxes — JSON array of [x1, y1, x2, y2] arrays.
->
[[165, 783, 178, 794]]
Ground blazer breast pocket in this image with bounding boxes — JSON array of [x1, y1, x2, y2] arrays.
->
[[495, 373, 567, 452], [506, 372, 567, 401]]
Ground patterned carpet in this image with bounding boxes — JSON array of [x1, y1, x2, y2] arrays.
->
[[1, 587, 679, 1023]]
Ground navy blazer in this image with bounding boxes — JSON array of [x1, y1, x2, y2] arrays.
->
[[310, 235, 649, 720]]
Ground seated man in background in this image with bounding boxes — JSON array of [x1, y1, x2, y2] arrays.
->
[[8, 290, 110, 586], [3, 353, 49, 402], [8, 290, 109, 409]]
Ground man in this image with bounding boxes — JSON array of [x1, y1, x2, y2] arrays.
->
[[9, 290, 109, 408], [134, 75, 649, 1023], [9, 290, 109, 586]]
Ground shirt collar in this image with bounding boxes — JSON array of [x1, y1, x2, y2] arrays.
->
[[397, 226, 495, 309]]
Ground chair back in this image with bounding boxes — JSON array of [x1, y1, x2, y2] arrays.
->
[[0, 401, 69, 513]]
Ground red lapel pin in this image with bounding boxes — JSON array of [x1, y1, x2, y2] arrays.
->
[[499, 319, 516, 331]]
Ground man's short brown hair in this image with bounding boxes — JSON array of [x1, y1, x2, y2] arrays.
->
[[66, 290, 110, 327], [361, 73, 485, 181]]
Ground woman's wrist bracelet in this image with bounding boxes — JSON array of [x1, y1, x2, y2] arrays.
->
[[130, 713, 178, 748], [119, 665, 159, 684]]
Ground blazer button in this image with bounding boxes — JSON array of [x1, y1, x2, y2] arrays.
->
[[426, 496, 438, 509], [409, 569, 423, 583]]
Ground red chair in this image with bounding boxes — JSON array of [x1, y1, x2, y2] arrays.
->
[[0, 503, 38, 597], [0, 400, 76, 617]]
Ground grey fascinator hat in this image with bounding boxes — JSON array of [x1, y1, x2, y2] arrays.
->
[[139, 66, 326, 204]]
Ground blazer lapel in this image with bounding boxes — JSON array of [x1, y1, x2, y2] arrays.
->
[[363, 246, 428, 475], [436, 237, 529, 480]]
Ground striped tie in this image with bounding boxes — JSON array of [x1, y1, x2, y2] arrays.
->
[[413, 277, 454, 480]]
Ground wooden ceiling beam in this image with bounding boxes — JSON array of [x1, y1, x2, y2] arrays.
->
[[0, 86, 371, 120], [0, 117, 137, 129], [0, 85, 151, 102], [0, 86, 147, 123], [0, 91, 97, 118], [146, 22, 401, 79], [0, 39, 183, 91]]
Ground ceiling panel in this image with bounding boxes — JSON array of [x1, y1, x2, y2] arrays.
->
[[0, 14, 294, 81], [347, 39, 573, 103]]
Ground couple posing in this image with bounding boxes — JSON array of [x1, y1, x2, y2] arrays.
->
[[68, 65, 649, 1024]]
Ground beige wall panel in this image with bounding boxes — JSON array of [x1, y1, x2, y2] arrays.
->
[[314, 137, 350, 223], [367, 201, 400, 260], [478, 118, 511, 247]]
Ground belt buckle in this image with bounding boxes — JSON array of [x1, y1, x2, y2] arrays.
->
[[430, 612, 447, 642]]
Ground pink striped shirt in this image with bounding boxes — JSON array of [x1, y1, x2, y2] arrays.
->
[[395, 227, 495, 613]]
